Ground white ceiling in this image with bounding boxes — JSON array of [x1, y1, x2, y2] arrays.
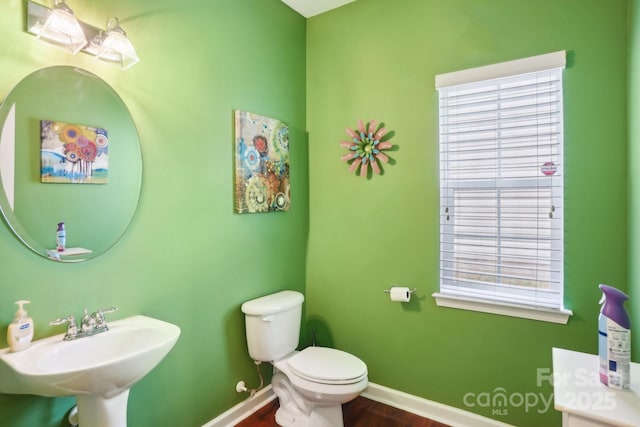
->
[[280, 0, 357, 18]]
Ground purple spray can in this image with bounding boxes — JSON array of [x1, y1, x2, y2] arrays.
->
[[598, 284, 631, 389]]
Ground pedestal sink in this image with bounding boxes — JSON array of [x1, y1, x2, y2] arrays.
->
[[0, 315, 180, 426]]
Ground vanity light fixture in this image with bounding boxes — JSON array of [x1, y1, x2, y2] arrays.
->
[[87, 18, 139, 70], [26, 1, 139, 70], [30, 0, 87, 54]]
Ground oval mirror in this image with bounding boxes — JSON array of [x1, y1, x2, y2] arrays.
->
[[0, 66, 142, 262]]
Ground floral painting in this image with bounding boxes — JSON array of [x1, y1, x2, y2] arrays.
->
[[40, 120, 109, 184], [234, 110, 290, 213]]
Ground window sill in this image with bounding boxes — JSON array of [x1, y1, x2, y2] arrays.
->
[[432, 292, 573, 324]]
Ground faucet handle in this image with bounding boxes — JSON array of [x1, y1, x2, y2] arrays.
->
[[50, 314, 78, 337], [93, 306, 118, 328], [50, 314, 75, 326]]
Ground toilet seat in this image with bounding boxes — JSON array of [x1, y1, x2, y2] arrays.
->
[[287, 347, 367, 385]]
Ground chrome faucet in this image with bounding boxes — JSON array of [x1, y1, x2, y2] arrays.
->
[[50, 306, 118, 341]]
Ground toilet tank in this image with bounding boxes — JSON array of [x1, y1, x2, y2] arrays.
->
[[241, 290, 304, 362]]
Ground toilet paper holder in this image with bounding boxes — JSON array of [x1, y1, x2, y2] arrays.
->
[[383, 286, 417, 294]]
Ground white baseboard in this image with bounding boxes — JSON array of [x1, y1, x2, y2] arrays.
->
[[204, 382, 513, 427], [362, 383, 514, 427], [202, 385, 276, 427]]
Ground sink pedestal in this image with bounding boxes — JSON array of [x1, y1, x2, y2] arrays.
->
[[77, 390, 130, 427]]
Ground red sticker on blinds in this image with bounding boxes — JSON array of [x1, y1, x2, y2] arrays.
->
[[541, 161, 557, 176]]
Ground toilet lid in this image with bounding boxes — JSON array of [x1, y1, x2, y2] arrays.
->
[[288, 347, 367, 385]]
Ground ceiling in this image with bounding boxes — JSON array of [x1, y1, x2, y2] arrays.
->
[[280, 0, 357, 18]]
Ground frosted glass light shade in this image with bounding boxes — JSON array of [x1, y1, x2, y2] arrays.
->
[[27, 2, 139, 71], [94, 25, 139, 70], [35, 3, 87, 54]]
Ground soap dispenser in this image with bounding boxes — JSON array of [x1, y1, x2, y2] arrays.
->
[[7, 300, 34, 352], [56, 222, 66, 252]]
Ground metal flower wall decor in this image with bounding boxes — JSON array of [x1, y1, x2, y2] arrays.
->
[[340, 120, 393, 178]]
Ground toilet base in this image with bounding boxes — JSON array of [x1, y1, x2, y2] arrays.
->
[[275, 404, 343, 427], [272, 373, 344, 427]]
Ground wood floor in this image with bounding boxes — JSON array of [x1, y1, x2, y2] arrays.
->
[[235, 396, 451, 427]]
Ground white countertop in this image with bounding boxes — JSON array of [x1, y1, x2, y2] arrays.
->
[[552, 348, 640, 427]]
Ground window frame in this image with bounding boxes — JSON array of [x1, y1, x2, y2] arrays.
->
[[433, 52, 573, 324]]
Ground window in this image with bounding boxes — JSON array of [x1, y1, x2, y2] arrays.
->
[[433, 52, 572, 323]]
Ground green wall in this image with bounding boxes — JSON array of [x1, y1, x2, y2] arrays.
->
[[306, 1, 629, 426], [0, 0, 636, 426], [630, 0, 640, 361], [0, 1, 307, 426]]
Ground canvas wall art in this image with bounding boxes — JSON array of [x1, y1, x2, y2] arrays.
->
[[234, 110, 290, 213], [40, 120, 109, 184]]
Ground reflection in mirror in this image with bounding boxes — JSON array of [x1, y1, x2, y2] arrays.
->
[[0, 66, 142, 262]]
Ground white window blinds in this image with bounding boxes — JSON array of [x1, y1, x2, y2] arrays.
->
[[436, 52, 565, 310]]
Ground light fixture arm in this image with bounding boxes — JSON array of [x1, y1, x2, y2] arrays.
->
[[106, 17, 126, 35], [52, 0, 77, 18], [53, 0, 71, 11]]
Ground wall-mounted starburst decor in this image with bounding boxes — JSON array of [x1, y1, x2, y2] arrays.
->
[[340, 119, 393, 178]]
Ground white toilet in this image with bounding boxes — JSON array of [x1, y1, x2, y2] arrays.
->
[[241, 290, 368, 427]]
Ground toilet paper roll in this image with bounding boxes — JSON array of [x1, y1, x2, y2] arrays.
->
[[389, 287, 411, 302]]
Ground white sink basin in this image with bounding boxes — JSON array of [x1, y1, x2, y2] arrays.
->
[[0, 315, 180, 426]]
